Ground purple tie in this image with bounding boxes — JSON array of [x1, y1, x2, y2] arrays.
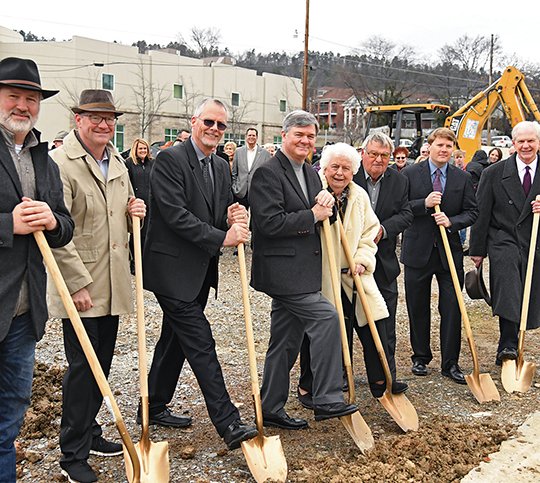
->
[[433, 168, 443, 192], [523, 166, 532, 197]]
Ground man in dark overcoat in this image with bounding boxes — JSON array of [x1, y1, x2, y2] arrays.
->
[[470, 121, 540, 364], [0, 57, 73, 482]]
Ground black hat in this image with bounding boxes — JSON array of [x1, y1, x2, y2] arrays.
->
[[465, 263, 491, 305], [71, 89, 123, 116], [0, 57, 58, 99]]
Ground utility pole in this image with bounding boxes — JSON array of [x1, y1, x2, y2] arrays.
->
[[302, 0, 310, 111], [487, 34, 494, 145]]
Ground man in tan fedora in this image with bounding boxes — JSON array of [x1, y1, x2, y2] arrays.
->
[[0, 56, 73, 483], [48, 89, 146, 483]]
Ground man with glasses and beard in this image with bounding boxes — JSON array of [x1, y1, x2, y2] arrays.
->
[[48, 89, 146, 483], [0, 57, 73, 483], [143, 98, 258, 451]]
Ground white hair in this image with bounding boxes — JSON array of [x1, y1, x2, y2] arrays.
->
[[512, 121, 540, 141], [319, 142, 361, 174]]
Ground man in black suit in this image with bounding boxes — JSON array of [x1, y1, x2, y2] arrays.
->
[[249, 110, 358, 429], [353, 132, 413, 393], [470, 121, 540, 364], [401, 127, 478, 384], [0, 57, 73, 481], [143, 98, 257, 450]]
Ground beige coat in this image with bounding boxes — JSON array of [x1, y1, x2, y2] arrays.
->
[[48, 130, 134, 318], [321, 179, 389, 326]]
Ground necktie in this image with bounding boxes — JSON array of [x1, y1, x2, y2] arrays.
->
[[201, 157, 213, 201], [523, 165, 532, 197], [433, 168, 443, 192]]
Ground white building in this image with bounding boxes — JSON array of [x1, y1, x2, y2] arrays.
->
[[0, 26, 302, 150]]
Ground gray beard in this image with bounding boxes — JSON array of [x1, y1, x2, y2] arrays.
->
[[0, 111, 36, 136]]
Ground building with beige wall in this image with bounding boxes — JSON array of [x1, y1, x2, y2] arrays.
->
[[0, 26, 302, 150]]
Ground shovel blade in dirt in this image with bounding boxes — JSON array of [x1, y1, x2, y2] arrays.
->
[[464, 372, 501, 402], [378, 393, 419, 432], [340, 413, 375, 453], [124, 441, 170, 483], [241, 435, 288, 483], [501, 359, 537, 394]]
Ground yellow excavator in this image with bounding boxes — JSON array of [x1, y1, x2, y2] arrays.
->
[[364, 66, 540, 164]]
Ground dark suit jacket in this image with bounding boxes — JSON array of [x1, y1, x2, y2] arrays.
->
[[469, 154, 540, 328], [354, 165, 413, 284], [249, 151, 323, 296], [0, 129, 74, 342], [400, 160, 477, 270], [143, 140, 232, 302]]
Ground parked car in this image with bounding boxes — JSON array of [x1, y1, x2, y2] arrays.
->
[[491, 135, 513, 148], [399, 138, 413, 148]]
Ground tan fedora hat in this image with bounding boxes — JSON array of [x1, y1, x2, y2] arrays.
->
[[465, 263, 491, 305]]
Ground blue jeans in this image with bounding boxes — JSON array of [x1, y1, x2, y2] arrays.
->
[[0, 313, 36, 483]]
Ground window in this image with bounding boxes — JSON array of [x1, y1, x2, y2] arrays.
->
[[279, 99, 287, 112], [273, 135, 282, 144], [102, 73, 114, 91], [173, 84, 183, 99], [114, 124, 124, 152], [165, 128, 179, 142], [224, 132, 245, 145], [231, 92, 240, 107]]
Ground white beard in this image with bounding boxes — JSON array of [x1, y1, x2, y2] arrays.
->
[[0, 110, 37, 136]]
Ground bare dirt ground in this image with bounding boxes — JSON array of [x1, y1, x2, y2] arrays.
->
[[16, 251, 540, 482]]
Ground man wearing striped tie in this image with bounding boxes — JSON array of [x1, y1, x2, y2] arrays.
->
[[400, 128, 478, 384]]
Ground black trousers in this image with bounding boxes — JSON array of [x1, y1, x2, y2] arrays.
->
[[60, 315, 119, 464], [147, 273, 239, 436], [498, 317, 519, 353], [404, 247, 462, 371]]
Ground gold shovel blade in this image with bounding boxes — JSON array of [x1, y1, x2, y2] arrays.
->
[[464, 372, 501, 403], [340, 412, 375, 453], [378, 392, 419, 432], [501, 359, 537, 394], [124, 440, 170, 483], [241, 434, 288, 483]]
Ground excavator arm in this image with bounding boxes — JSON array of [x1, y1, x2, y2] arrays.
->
[[445, 66, 540, 163]]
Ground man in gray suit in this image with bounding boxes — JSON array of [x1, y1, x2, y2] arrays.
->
[[232, 127, 271, 208], [249, 110, 358, 429], [0, 57, 73, 482]]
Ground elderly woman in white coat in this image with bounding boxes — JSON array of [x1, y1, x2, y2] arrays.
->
[[298, 143, 403, 406]]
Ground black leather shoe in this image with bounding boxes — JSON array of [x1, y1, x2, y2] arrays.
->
[[223, 420, 258, 450], [441, 364, 466, 385], [297, 387, 313, 409], [263, 412, 308, 430], [391, 380, 409, 394], [313, 402, 358, 421], [411, 361, 428, 376], [137, 408, 192, 428], [496, 347, 518, 366]]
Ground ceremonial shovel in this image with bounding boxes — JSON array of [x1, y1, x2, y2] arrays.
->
[[124, 216, 169, 482], [338, 219, 419, 431], [501, 196, 539, 393], [237, 243, 288, 482], [33, 231, 141, 482], [434, 205, 500, 403], [322, 219, 375, 453]]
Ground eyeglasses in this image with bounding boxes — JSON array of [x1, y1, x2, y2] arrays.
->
[[200, 118, 227, 131], [82, 114, 116, 126], [365, 151, 391, 160]]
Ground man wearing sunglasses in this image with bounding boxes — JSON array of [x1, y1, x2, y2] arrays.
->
[[48, 89, 146, 483], [143, 98, 257, 451]]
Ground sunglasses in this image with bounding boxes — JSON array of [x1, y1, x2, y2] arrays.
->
[[200, 118, 227, 131], [395, 156, 407, 160]]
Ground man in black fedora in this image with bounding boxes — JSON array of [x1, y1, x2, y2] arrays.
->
[[48, 89, 146, 482], [0, 57, 74, 482]]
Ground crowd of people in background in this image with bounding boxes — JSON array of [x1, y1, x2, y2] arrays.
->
[[2, 55, 540, 483]]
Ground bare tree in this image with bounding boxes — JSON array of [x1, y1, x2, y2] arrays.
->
[[227, 99, 254, 144], [131, 59, 170, 139], [439, 35, 502, 73], [175, 78, 204, 127], [190, 27, 221, 58]]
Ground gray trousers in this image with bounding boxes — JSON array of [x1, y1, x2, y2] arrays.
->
[[260, 292, 344, 416]]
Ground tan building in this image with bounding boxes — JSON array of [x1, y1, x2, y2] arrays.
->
[[0, 26, 301, 150]]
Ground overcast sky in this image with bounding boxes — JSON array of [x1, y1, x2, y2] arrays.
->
[[1, 1, 537, 66]]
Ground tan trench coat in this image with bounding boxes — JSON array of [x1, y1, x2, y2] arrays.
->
[[47, 130, 134, 318], [320, 178, 389, 326]]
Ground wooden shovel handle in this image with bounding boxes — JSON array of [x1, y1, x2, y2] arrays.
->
[[237, 243, 264, 438], [322, 219, 356, 403], [34, 231, 141, 482], [434, 205, 481, 374], [337, 219, 394, 388]]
